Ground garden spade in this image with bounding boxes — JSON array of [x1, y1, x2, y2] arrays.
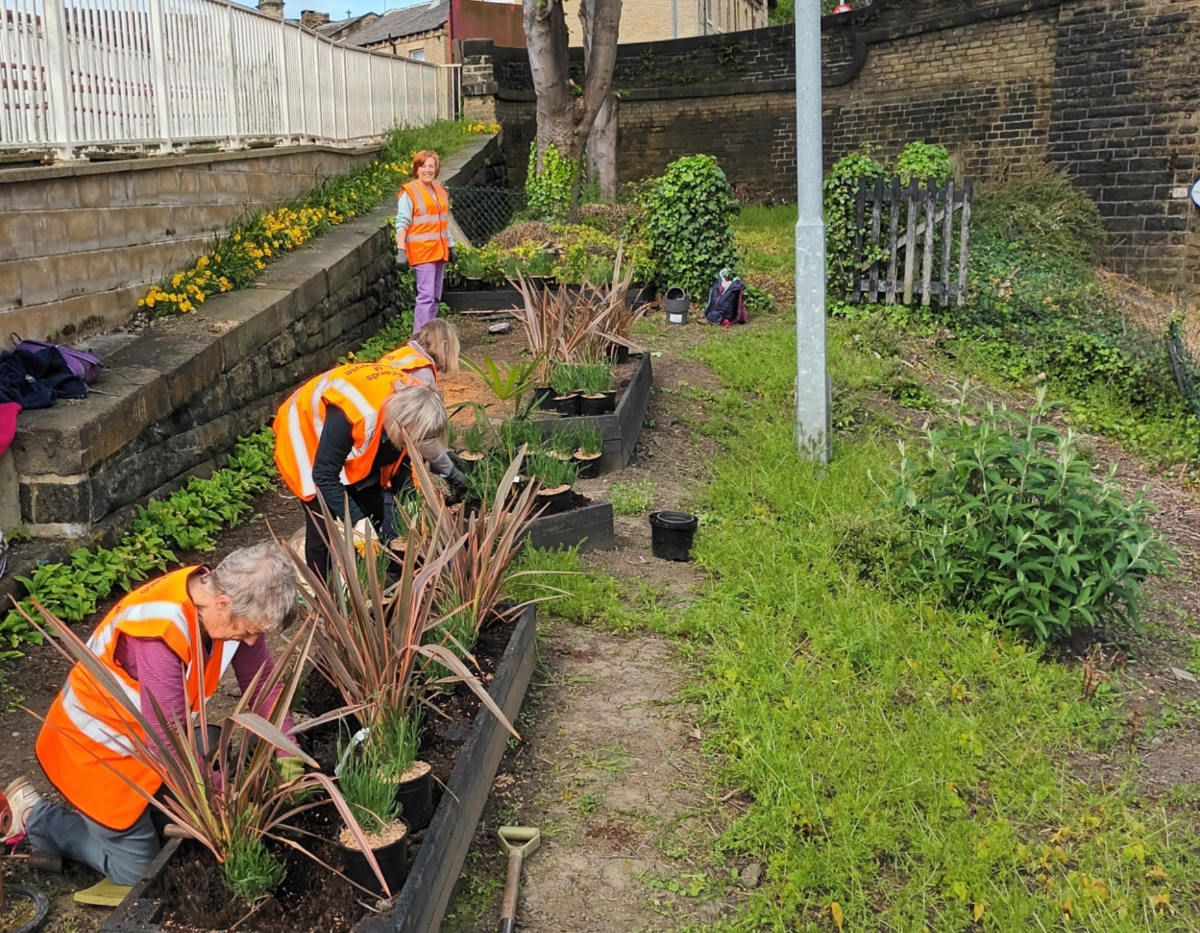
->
[[496, 825, 540, 933]]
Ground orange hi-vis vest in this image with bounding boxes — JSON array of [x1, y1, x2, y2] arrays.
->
[[36, 567, 237, 831], [273, 362, 413, 502], [400, 181, 451, 266], [378, 344, 437, 384]]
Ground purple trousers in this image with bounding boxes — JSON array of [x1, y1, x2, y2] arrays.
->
[[414, 261, 445, 333]]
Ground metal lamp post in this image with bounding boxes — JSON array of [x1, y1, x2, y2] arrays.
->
[[794, 1, 831, 462]]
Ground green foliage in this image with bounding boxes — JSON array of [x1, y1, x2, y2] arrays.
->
[[823, 149, 888, 299], [370, 707, 422, 781], [550, 363, 582, 396], [526, 452, 578, 489], [896, 141, 952, 185], [525, 142, 578, 223], [744, 283, 774, 315], [0, 429, 277, 660], [895, 387, 1174, 642], [641, 155, 739, 301], [574, 362, 613, 395], [458, 409, 490, 455], [771, 0, 842, 23], [609, 480, 655, 516], [977, 163, 1106, 265], [462, 355, 538, 408], [575, 426, 603, 456], [498, 418, 544, 459], [222, 832, 286, 905], [338, 745, 400, 836], [547, 428, 581, 457]]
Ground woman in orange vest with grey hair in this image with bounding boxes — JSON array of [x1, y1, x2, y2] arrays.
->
[[273, 362, 467, 576], [396, 150, 457, 333], [3, 542, 301, 906]]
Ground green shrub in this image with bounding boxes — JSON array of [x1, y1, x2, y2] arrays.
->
[[641, 155, 739, 301], [896, 141, 952, 185], [610, 480, 655, 516], [976, 163, 1106, 265], [894, 387, 1173, 642], [823, 149, 887, 299], [525, 143, 577, 223]]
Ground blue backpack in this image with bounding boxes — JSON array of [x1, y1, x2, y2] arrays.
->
[[704, 276, 747, 327]]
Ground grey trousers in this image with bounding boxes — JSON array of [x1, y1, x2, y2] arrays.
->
[[25, 801, 161, 886]]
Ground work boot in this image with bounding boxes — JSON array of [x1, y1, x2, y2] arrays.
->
[[2, 777, 43, 843]]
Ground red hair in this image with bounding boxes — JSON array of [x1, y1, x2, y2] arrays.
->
[[412, 150, 441, 178]]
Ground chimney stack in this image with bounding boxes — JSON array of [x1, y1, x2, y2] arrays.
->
[[301, 10, 330, 28], [257, 0, 284, 19]]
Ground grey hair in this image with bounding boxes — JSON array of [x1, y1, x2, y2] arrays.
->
[[210, 541, 299, 633], [382, 382, 447, 448]]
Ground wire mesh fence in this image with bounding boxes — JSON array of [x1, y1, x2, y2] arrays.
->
[[446, 186, 525, 248]]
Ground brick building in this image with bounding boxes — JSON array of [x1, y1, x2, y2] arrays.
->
[[562, 0, 771, 44]]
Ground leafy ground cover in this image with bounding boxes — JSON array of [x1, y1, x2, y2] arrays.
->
[[507, 203, 1200, 930]]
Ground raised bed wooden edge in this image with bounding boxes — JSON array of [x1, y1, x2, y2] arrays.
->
[[100, 605, 539, 933], [534, 351, 653, 475], [525, 499, 615, 552]]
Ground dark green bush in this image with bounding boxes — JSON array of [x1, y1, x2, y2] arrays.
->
[[823, 149, 887, 299], [894, 387, 1173, 643], [641, 155, 739, 300]]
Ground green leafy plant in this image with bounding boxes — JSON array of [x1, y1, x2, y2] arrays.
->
[[895, 385, 1174, 642], [610, 480, 655, 516], [575, 427, 603, 456], [527, 452, 578, 490], [526, 142, 578, 223], [370, 706, 422, 782], [498, 418, 544, 459], [548, 429, 581, 458], [575, 363, 613, 395], [551, 363, 583, 396], [338, 743, 400, 836], [463, 355, 539, 413], [640, 155, 739, 301], [896, 142, 952, 185], [223, 831, 287, 904], [459, 410, 490, 456], [823, 148, 888, 299]]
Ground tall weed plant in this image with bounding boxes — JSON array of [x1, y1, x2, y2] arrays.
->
[[895, 386, 1173, 642]]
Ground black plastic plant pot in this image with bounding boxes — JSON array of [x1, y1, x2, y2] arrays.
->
[[2, 883, 51, 933], [338, 819, 410, 899], [458, 451, 486, 473], [606, 342, 631, 365], [573, 452, 601, 479], [534, 385, 556, 410], [553, 393, 582, 417], [535, 486, 574, 515], [579, 394, 608, 417], [395, 765, 435, 832], [601, 389, 618, 412], [649, 511, 699, 562], [465, 277, 484, 292]]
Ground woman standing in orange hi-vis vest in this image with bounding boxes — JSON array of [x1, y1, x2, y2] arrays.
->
[[396, 150, 457, 334], [378, 318, 461, 387], [2, 543, 301, 908], [273, 362, 468, 577]]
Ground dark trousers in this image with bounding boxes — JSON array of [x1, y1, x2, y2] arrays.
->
[[303, 484, 386, 580]]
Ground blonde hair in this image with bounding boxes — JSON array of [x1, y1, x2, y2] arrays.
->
[[382, 382, 447, 448], [413, 320, 460, 375], [412, 150, 441, 178]]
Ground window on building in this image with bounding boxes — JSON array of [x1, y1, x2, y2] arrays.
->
[[410, 48, 425, 61]]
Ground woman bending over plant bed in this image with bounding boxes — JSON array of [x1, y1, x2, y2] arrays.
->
[[379, 318, 461, 385]]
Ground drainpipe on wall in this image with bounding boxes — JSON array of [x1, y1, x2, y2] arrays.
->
[[672, 0, 678, 38], [794, 0, 831, 461]]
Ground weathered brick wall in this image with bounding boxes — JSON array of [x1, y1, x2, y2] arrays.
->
[[1051, 0, 1200, 296]]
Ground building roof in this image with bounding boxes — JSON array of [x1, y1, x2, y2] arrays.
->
[[315, 12, 375, 37], [346, 1, 449, 47]]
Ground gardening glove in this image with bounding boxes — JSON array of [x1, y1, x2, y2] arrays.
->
[[444, 466, 469, 504], [396, 250, 409, 271], [276, 756, 305, 784], [449, 246, 459, 264], [447, 450, 467, 473]]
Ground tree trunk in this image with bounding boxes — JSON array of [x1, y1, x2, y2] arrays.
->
[[523, 0, 622, 167], [582, 1, 620, 200]]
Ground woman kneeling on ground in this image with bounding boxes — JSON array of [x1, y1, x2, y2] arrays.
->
[[274, 362, 467, 577], [2, 543, 302, 907], [379, 318, 460, 385]]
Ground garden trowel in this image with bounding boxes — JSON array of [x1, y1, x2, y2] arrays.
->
[[496, 825, 540, 933]]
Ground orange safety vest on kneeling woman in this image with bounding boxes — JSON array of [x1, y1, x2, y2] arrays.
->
[[273, 362, 414, 502], [35, 567, 236, 831], [378, 344, 437, 384], [400, 181, 451, 266]]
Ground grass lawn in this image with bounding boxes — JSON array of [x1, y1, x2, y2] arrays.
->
[[518, 205, 1200, 931]]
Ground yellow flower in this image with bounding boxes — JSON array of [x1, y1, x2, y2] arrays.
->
[[146, 296, 156, 308], [197, 256, 209, 268], [172, 273, 183, 287]]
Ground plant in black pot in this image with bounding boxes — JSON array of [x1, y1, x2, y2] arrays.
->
[[546, 428, 578, 462], [456, 409, 490, 471], [550, 363, 582, 417], [572, 426, 603, 479], [527, 451, 578, 515], [335, 740, 410, 898], [576, 363, 616, 415]]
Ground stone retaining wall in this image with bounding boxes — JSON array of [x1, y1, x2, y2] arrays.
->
[[8, 133, 502, 543]]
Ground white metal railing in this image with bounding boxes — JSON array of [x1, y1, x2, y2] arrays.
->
[[1, 0, 451, 159]]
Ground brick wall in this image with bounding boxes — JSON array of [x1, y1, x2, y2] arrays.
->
[[365, 26, 449, 65]]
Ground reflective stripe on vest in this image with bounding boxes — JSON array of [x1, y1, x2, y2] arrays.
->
[[378, 345, 437, 384], [401, 182, 450, 266], [35, 568, 233, 831], [273, 363, 412, 501]]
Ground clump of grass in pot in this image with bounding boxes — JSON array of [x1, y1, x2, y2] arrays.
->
[[370, 706, 422, 783], [575, 426, 603, 457], [548, 429, 579, 459], [550, 363, 582, 398], [339, 743, 401, 838], [528, 451, 578, 492], [576, 363, 613, 396], [499, 418, 544, 458], [459, 410, 490, 458]]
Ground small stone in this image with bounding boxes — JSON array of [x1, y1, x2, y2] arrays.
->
[[1171, 667, 1198, 683], [740, 863, 763, 890], [488, 322, 511, 334]]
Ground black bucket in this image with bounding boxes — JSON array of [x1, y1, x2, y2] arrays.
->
[[607, 342, 631, 365], [395, 766, 434, 832], [649, 511, 699, 561], [664, 288, 688, 325], [339, 820, 410, 898]]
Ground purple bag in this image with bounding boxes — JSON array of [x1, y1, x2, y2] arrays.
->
[[11, 333, 103, 384]]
